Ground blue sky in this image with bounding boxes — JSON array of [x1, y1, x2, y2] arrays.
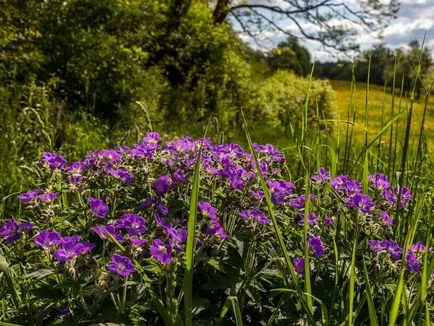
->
[[235, 0, 434, 61]]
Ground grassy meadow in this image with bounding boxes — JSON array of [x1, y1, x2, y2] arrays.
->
[[331, 80, 434, 153]]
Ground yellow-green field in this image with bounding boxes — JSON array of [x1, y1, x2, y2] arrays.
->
[[330, 80, 434, 151]]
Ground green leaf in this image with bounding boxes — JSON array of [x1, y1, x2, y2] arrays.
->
[[183, 122, 209, 326]]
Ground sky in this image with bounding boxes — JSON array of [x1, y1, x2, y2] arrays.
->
[[235, 0, 434, 61]]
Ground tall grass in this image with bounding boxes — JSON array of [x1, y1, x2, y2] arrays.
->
[[240, 41, 434, 324]]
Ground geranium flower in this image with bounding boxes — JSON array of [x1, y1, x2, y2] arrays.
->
[[88, 197, 109, 218], [293, 258, 305, 276], [311, 167, 331, 184], [308, 235, 325, 258], [37, 192, 58, 202], [115, 213, 147, 236], [406, 251, 421, 273], [152, 176, 173, 196], [54, 241, 94, 263], [345, 193, 375, 214], [35, 230, 61, 249], [41, 152, 67, 170], [107, 253, 136, 277], [92, 225, 123, 242], [380, 211, 394, 226], [239, 208, 270, 224], [0, 218, 33, 244], [368, 173, 390, 190], [19, 189, 39, 203], [150, 239, 173, 264], [105, 169, 134, 184]]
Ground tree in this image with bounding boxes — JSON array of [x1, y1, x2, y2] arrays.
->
[[383, 40, 432, 99], [210, 0, 400, 53], [267, 36, 311, 76]]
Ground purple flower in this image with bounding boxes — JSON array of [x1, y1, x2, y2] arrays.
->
[[173, 169, 188, 184], [88, 197, 109, 218], [297, 212, 318, 226], [140, 197, 153, 209], [368, 240, 384, 252], [0, 218, 32, 244], [107, 254, 136, 277], [150, 239, 173, 264], [406, 251, 421, 273], [37, 192, 58, 202], [57, 235, 81, 245], [152, 176, 173, 196], [368, 240, 403, 260], [311, 168, 331, 184], [143, 132, 161, 144], [290, 194, 315, 210], [198, 202, 228, 238], [381, 189, 396, 205], [19, 189, 39, 203], [154, 214, 172, 230], [205, 218, 228, 239], [387, 242, 403, 260], [35, 230, 61, 249], [400, 187, 412, 207], [368, 174, 390, 190], [382, 187, 412, 208], [129, 143, 158, 159], [127, 237, 147, 247], [324, 215, 334, 228], [267, 180, 295, 204], [238, 208, 270, 225], [380, 211, 394, 226], [115, 213, 147, 236], [41, 152, 67, 170], [155, 198, 169, 216], [106, 169, 134, 184], [198, 201, 218, 219], [293, 258, 305, 276], [346, 193, 375, 214], [92, 225, 123, 242], [67, 162, 85, 184], [411, 242, 426, 252], [249, 189, 264, 200], [54, 241, 94, 262], [331, 175, 362, 196], [308, 235, 325, 258], [167, 227, 188, 244], [57, 305, 72, 318]]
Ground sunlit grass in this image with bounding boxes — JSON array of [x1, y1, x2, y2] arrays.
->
[[331, 80, 434, 151]]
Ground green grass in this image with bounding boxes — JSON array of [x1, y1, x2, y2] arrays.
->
[[330, 80, 434, 151]]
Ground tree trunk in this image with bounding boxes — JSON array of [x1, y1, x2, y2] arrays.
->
[[213, 0, 231, 24]]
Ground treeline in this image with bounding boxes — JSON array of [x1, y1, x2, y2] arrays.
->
[[315, 42, 433, 98], [250, 37, 432, 99]]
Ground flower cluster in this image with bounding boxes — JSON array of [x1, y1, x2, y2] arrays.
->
[[34, 230, 94, 263], [0, 218, 32, 244], [2, 132, 432, 324], [368, 240, 429, 273]]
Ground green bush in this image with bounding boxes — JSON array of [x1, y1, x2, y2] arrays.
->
[[246, 70, 336, 134]]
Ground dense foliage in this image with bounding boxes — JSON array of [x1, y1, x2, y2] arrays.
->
[[1, 133, 433, 325], [0, 0, 336, 201]]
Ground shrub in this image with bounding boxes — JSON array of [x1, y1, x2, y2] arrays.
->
[[1, 133, 431, 324], [246, 70, 336, 132]]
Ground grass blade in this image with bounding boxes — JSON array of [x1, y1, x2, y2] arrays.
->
[[183, 123, 209, 326], [229, 296, 243, 326], [362, 257, 379, 326], [241, 111, 315, 324]]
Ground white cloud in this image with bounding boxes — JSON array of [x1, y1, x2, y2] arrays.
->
[[233, 0, 434, 61]]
